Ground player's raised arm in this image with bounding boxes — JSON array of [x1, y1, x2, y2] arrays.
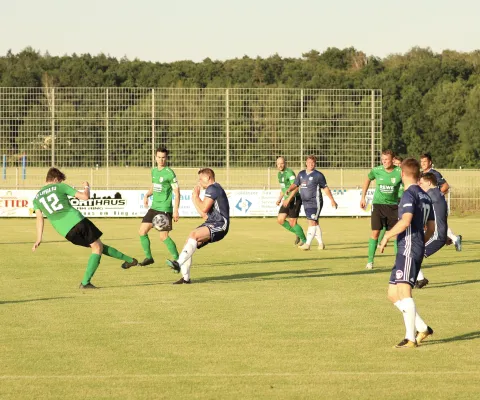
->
[[192, 186, 208, 219], [32, 209, 45, 251], [75, 181, 90, 201]]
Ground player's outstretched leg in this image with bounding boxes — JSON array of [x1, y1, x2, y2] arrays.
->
[[173, 257, 192, 284], [139, 234, 154, 266], [102, 244, 138, 269]]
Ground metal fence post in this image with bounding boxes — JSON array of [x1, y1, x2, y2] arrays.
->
[[51, 88, 55, 166], [152, 88, 155, 168], [226, 88, 230, 189], [300, 89, 304, 170], [371, 90, 375, 169], [106, 88, 109, 189]]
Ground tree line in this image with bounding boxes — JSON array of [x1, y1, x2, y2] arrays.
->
[[1, 46, 479, 167]]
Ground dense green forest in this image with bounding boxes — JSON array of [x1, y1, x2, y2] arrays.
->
[[1, 46, 479, 167]]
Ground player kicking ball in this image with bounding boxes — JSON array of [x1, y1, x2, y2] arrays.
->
[[166, 168, 229, 284], [379, 159, 435, 348], [32, 168, 138, 289]]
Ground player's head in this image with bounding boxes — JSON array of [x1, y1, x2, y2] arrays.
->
[[155, 146, 169, 167], [401, 158, 421, 181], [393, 155, 403, 167], [198, 168, 215, 188], [381, 149, 394, 169], [305, 155, 316, 171], [420, 153, 433, 171], [419, 172, 438, 191], [46, 167, 66, 183], [276, 156, 286, 171]]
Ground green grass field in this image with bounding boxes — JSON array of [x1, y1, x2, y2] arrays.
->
[[1, 217, 479, 399]]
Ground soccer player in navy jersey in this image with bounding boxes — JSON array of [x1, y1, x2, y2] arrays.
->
[[286, 155, 337, 250], [379, 158, 435, 348], [420, 153, 462, 251], [415, 172, 450, 289], [166, 168, 229, 284]]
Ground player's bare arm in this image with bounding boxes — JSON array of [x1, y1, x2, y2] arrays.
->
[[276, 190, 284, 206], [75, 181, 90, 201], [192, 186, 213, 218], [424, 220, 435, 243], [440, 181, 450, 194], [379, 212, 413, 253], [285, 183, 297, 195], [172, 183, 180, 222], [323, 187, 338, 209], [144, 185, 153, 207], [32, 210, 45, 251], [360, 178, 371, 208], [282, 186, 298, 208]]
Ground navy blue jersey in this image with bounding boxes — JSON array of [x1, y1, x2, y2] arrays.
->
[[204, 182, 230, 227], [425, 168, 447, 189], [397, 185, 434, 260], [427, 187, 448, 241], [294, 169, 328, 208]]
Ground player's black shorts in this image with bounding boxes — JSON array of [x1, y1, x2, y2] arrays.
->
[[278, 196, 302, 219], [196, 220, 229, 250], [65, 218, 103, 248], [371, 204, 398, 231], [142, 209, 173, 231]]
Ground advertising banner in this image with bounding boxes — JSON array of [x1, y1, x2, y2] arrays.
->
[[0, 188, 374, 218]]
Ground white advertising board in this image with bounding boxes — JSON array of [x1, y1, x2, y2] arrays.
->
[[0, 188, 374, 218]]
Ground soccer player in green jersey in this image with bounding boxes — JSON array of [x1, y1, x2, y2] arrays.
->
[[275, 157, 306, 245], [360, 150, 403, 270], [32, 168, 138, 289], [138, 147, 180, 266]]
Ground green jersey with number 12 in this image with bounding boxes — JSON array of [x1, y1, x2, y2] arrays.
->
[[33, 183, 84, 237]]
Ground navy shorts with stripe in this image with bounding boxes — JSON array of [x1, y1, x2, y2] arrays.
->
[[197, 221, 229, 249], [389, 254, 423, 288], [304, 201, 324, 221], [424, 238, 446, 258]]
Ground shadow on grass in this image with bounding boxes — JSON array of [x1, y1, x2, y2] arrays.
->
[[0, 238, 136, 245], [1, 296, 74, 305], [423, 331, 480, 346], [422, 259, 480, 270], [425, 279, 480, 289], [193, 266, 386, 284]]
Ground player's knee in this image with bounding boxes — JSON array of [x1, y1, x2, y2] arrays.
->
[[91, 240, 103, 254], [277, 216, 285, 225], [288, 219, 296, 227]]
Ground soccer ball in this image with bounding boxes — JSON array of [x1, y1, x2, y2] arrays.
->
[[152, 213, 170, 231]]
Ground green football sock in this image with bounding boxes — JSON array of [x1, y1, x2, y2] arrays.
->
[[394, 239, 398, 255], [163, 236, 179, 260], [292, 224, 307, 242], [281, 221, 295, 233], [102, 244, 133, 262], [378, 227, 386, 243], [140, 234, 152, 259], [81, 253, 101, 285], [368, 238, 378, 263]]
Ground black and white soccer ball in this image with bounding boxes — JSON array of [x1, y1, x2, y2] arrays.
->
[[152, 213, 170, 231]]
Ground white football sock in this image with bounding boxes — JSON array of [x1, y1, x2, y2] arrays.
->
[[415, 311, 428, 333], [305, 226, 316, 246], [393, 300, 403, 312], [400, 297, 417, 342], [315, 225, 323, 244], [447, 227, 457, 243], [181, 257, 192, 281], [417, 270, 425, 281], [177, 238, 197, 266]]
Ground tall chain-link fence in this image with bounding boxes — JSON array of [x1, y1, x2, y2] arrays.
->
[[1, 87, 382, 190]]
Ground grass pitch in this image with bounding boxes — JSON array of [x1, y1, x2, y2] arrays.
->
[[1, 217, 479, 399]]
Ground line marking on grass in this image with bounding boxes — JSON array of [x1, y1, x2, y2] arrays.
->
[[1, 372, 479, 379]]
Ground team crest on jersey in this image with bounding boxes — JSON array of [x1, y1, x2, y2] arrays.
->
[[159, 177, 164, 183], [391, 178, 396, 184], [396, 270, 403, 280]]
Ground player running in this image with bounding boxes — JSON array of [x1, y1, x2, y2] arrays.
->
[[275, 156, 306, 246]]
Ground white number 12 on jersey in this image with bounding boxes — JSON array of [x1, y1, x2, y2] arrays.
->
[[39, 193, 64, 214]]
